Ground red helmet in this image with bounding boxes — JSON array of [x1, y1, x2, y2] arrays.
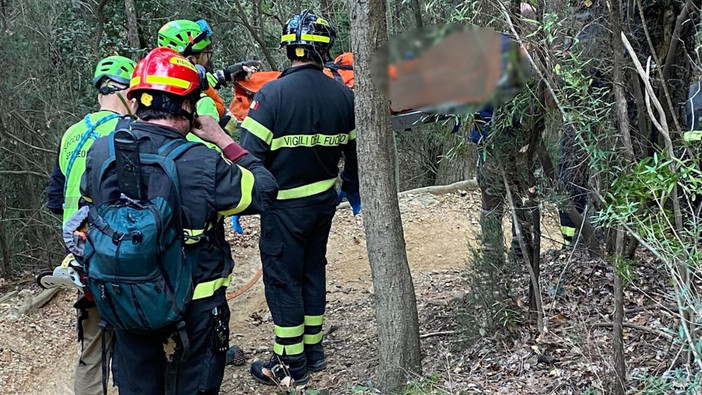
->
[[128, 47, 201, 99]]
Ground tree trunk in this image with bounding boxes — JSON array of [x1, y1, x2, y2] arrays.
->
[[94, 0, 109, 56], [350, 0, 422, 392], [124, 0, 140, 60], [612, 229, 626, 395], [410, 0, 423, 28], [0, 213, 11, 278]]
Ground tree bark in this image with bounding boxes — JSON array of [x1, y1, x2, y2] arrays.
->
[[612, 229, 627, 395], [410, 0, 423, 28], [124, 0, 140, 60], [0, 212, 11, 278], [609, 0, 635, 161], [94, 0, 109, 56], [350, 0, 422, 392]]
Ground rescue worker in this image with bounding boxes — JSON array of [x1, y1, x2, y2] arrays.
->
[[46, 55, 136, 395], [80, 47, 277, 393], [158, 18, 260, 137], [239, 10, 359, 385], [159, 18, 259, 237], [557, 11, 607, 247]]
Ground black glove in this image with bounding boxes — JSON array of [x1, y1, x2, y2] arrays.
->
[[222, 60, 261, 81]]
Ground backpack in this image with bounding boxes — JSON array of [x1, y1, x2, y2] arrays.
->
[[83, 128, 198, 331]]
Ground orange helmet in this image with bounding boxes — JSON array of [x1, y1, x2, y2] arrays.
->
[[128, 47, 202, 99]]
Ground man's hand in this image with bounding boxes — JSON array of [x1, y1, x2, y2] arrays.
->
[[336, 190, 362, 215], [192, 115, 234, 149]]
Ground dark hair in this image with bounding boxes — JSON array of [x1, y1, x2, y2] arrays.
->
[[134, 91, 199, 121], [136, 106, 178, 121]]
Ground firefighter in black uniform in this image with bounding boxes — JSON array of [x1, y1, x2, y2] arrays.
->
[[240, 10, 359, 386], [80, 47, 277, 394]]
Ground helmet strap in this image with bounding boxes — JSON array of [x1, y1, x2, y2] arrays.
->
[[115, 91, 134, 117], [138, 92, 195, 122]]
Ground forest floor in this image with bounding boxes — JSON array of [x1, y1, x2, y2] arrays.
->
[[0, 189, 680, 394]]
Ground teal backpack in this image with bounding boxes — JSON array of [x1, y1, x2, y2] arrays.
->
[[84, 128, 198, 331]]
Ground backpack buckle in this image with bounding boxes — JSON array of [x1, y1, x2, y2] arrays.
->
[[112, 232, 125, 245]]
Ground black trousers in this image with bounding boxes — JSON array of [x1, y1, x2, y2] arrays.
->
[[111, 295, 229, 395], [259, 193, 336, 370], [557, 125, 589, 245]]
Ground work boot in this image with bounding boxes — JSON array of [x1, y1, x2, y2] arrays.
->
[[250, 354, 310, 386], [305, 343, 326, 372]]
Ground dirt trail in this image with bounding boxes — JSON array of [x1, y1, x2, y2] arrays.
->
[[0, 190, 564, 394]]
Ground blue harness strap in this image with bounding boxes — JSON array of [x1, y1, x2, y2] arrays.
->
[[63, 113, 120, 199]]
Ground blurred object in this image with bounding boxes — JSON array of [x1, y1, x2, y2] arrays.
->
[[371, 26, 529, 115]]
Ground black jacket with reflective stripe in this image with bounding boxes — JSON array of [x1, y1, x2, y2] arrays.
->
[[240, 63, 358, 206], [81, 121, 277, 303]]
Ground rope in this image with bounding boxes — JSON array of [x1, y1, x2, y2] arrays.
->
[[226, 268, 262, 300]]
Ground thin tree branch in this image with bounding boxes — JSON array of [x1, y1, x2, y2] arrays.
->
[[500, 166, 545, 334], [591, 322, 675, 341], [0, 170, 49, 179], [635, 0, 681, 134], [229, 0, 278, 70], [1, 129, 55, 154]]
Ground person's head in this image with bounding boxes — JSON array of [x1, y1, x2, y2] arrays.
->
[[281, 10, 335, 67], [93, 55, 138, 115], [158, 19, 214, 68], [128, 47, 204, 134]]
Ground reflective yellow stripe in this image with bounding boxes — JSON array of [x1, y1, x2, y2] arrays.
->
[[274, 342, 304, 356], [281, 34, 296, 42], [277, 178, 336, 200], [218, 166, 255, 216], [130, 76, 141, 87], [270, 133, 353, 151], [684, 131, 702, 141], [304, 315, 324, 326], [192, 274, 232, 300], [303, 333, 323, 345], [82, 195, 93, 203], [183, 228, 204, 245], [145, 75, 192, 89], [274, 324, 304, 338], [301, 34, 331, 43], [349, 129, 357, 140], [560, 226, 575, 237], [241, 117, 273, 145]]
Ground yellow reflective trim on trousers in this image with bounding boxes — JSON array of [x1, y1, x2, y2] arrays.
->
[[241, 117, 273, 145], [218, 166, 255, 216], [192, 274, 232, 300], [304, 315, 324, 326], [684, 131, 702, 141], [274, 324, 304, 338], [270, 133, 353, 151], [301, 34, 331, 43], [349, 129, 357, 140], [277, 178, 336, 200], [274, 342, 304, 356], [560, 226, 575, 237], [303, 333, 323, 345]]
